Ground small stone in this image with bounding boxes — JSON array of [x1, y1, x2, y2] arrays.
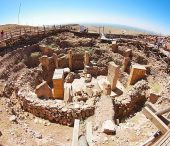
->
[[40, 119, 45, 124], [103, 137, 108, 143], [85, 74, 92, 83], [66, 138, 70, 141], [9, 115, 17, 122], [0, 131, 2, 136], [46, 122, 51, 126], [65, 72, 74, 83], [75, 89, 82, 96], [34, 118, 38, 124], [111, 136, 115, 141], [74, 103, 80, 109], [34, 132, 42, 139], [102, 120, 116, 135]]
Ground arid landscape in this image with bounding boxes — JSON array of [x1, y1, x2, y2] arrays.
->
[[0, 23, 169, 146]]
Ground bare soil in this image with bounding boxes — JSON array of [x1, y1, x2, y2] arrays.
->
[[0, 25, 170, 146]]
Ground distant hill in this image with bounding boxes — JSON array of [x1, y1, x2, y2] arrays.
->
[[82, 23, 158, 35]]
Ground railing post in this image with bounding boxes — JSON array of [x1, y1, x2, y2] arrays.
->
[[34, 27, 36, 33], [54, 25, 56, 31], [30, 27, 31, 34], [20, 28, 22, 36], [37, 26, 39, 35], [10, 31, 13, 39], [4, 32, 6, 40], [43, 25, 46, 34], [24, 27, 26, 34]]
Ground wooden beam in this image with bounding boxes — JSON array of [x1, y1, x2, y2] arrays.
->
[[146, 103, 170, 125], [71, 119, 80, 146], [155, 107, 170, 116], [143, 107, 169, 134], [153, 130, 170, 146], [86, 122, 93, 146]]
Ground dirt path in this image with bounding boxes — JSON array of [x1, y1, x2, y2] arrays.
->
[[0, 97, 73, 146], [95, 95, 114, 130]]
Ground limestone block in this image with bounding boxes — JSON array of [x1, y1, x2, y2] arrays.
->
[[85, 74, 92, 83], [122, 57, 130, 72], [148, 93, 159, 104], [39, 55, 49, 68], [84, 51, 89, 66], [103, 81, 111, 95], [53, 69, 64, 99], [112, 41, 118, 52], [102, 120, 116, 135], [107, 62, 120, 90], [68, 50, 73, 70], [127, 64, 146, 86], [84, 66, 98, 76], [65, 72, 74, 83], [124, 49, 132, 57], [165, 42, 170, 51], [39, 45, 53, 55], [35, 81, 53, 99], [64, 85, 72, 102]]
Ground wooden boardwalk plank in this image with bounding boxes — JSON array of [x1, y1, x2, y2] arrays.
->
[[86, 122, 93, 146], [143, 107, 169, 134], [71, 119, 80, 146], [153, 130, 170, 146]]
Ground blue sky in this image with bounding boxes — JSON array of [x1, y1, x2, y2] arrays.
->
[[0, 0, 170, 34]]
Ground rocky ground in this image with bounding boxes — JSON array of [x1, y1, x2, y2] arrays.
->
[[0, 96, 73, 146], [0, 29, 170, 146]]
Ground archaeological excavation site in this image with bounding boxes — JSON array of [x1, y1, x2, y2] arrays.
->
[[0, 24, 170, 146]]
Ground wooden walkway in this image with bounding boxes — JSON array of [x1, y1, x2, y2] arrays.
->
[[153, 130, 170, 146]]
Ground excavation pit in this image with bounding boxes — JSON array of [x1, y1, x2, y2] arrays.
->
[[1, 28, 169, 145]]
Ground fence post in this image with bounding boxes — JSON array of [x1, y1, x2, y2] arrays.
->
[[43, 25, 46, 34], [34, 27, 36, 33], [24, 27, 26, 34], [30, 27, 31, 33], [54, 25, 56, 31], [10, 31, 13, 39], [5, 32, 7, 40], [37, 27, 39, 35], [20, 28, 22, 36]]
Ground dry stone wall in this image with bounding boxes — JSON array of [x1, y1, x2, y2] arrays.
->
[[16, 89, 95, 126], [113, 80, 149, 120], [72, 54, 84, 70]]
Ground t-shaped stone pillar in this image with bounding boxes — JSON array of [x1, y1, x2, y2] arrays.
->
[[127, 64, 146, 86], [124, 49, 132, 57], [53, 53, 59, 68], [107, 62, 120, 90], [122, 57, 130, 72], [39, 55, 49, 70], [111, 41, 118, 52], [84, 51, 89, 66], [53, 69, 64, 99], [68, 50, 73, 70]]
